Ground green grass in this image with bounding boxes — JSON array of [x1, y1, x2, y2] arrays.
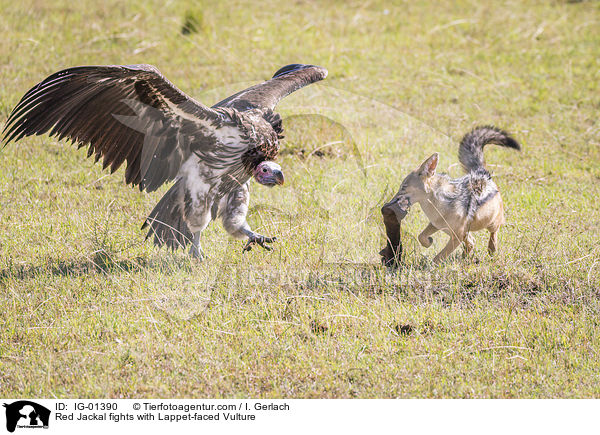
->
[[1, 0, 599, 398]]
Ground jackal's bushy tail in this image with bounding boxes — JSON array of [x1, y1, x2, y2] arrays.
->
[[458, 125, 521, 172], [141, 179, 193, 250]]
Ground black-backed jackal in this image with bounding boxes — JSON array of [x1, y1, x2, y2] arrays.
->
[[381, 126, 521, 265]]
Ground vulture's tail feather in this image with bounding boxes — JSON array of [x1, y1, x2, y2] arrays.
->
[[142, 180, 192, 250]]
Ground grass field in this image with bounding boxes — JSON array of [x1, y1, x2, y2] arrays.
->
[[0, 0, 599, 398]]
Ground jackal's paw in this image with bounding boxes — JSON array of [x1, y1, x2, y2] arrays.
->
[[243, 234, 277, 252], [419, 235, 433, 248]]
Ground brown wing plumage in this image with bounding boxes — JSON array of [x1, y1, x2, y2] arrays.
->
[[1, 64, 225, 191], [213, 64, 328, 112], [1, 63, 328, 193]]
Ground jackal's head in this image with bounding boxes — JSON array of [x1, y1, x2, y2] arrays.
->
[[394, 153, 439, 208]]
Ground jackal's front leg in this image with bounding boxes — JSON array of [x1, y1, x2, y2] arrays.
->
[[433, 235, 462, 264], [418, 223, 438, 248]]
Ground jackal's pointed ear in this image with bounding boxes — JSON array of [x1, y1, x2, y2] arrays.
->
[[418, 153, 438, 178]]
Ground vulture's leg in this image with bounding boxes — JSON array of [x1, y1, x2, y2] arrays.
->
[[189, 231, 205, 260], [219, 183, 277, 252], [183, 179, 212, 260]]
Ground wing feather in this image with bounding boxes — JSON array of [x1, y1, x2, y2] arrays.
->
[[2, 63, 328, 196], [1, 64, 226, 191], [213, 64, 327, 111]]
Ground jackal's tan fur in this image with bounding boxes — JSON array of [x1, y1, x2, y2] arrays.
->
[[390, 126, 521, 263]]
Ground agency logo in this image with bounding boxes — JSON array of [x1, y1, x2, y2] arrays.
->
[[3, 401, 50, 433]]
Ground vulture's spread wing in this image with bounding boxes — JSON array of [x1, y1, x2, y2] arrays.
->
[[213, 64, 328, 111], [1, 64, 230, 192]]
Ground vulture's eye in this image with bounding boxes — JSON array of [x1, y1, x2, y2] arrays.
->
[[262, 168, 268, 173]]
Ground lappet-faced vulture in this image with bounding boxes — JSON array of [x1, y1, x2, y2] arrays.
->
[[2, 63, 327, 258]]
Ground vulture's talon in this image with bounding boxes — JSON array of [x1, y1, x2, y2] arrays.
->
[[243, 235, 277, 252]]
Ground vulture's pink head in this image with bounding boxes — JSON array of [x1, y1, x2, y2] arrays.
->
[[253, 161, 284, 187]]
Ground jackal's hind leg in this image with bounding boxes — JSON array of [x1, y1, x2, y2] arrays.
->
[[419, 223, 438, 248], [488, 231, 498, 256], [463, 232, 475, 258]]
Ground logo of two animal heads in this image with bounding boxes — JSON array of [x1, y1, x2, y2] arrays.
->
[[3, 401, 51, 433]]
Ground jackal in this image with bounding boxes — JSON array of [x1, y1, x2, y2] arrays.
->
[[383, 126, 521, 264]]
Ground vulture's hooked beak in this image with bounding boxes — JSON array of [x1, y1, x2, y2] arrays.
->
[[274, 170, 285, 186]]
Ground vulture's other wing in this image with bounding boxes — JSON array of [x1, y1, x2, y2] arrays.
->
[[1, 64, 228, 192], [213, 64, 328, 111]]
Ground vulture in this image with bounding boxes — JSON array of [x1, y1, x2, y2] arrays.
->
[[1, 63, 328, 258]]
